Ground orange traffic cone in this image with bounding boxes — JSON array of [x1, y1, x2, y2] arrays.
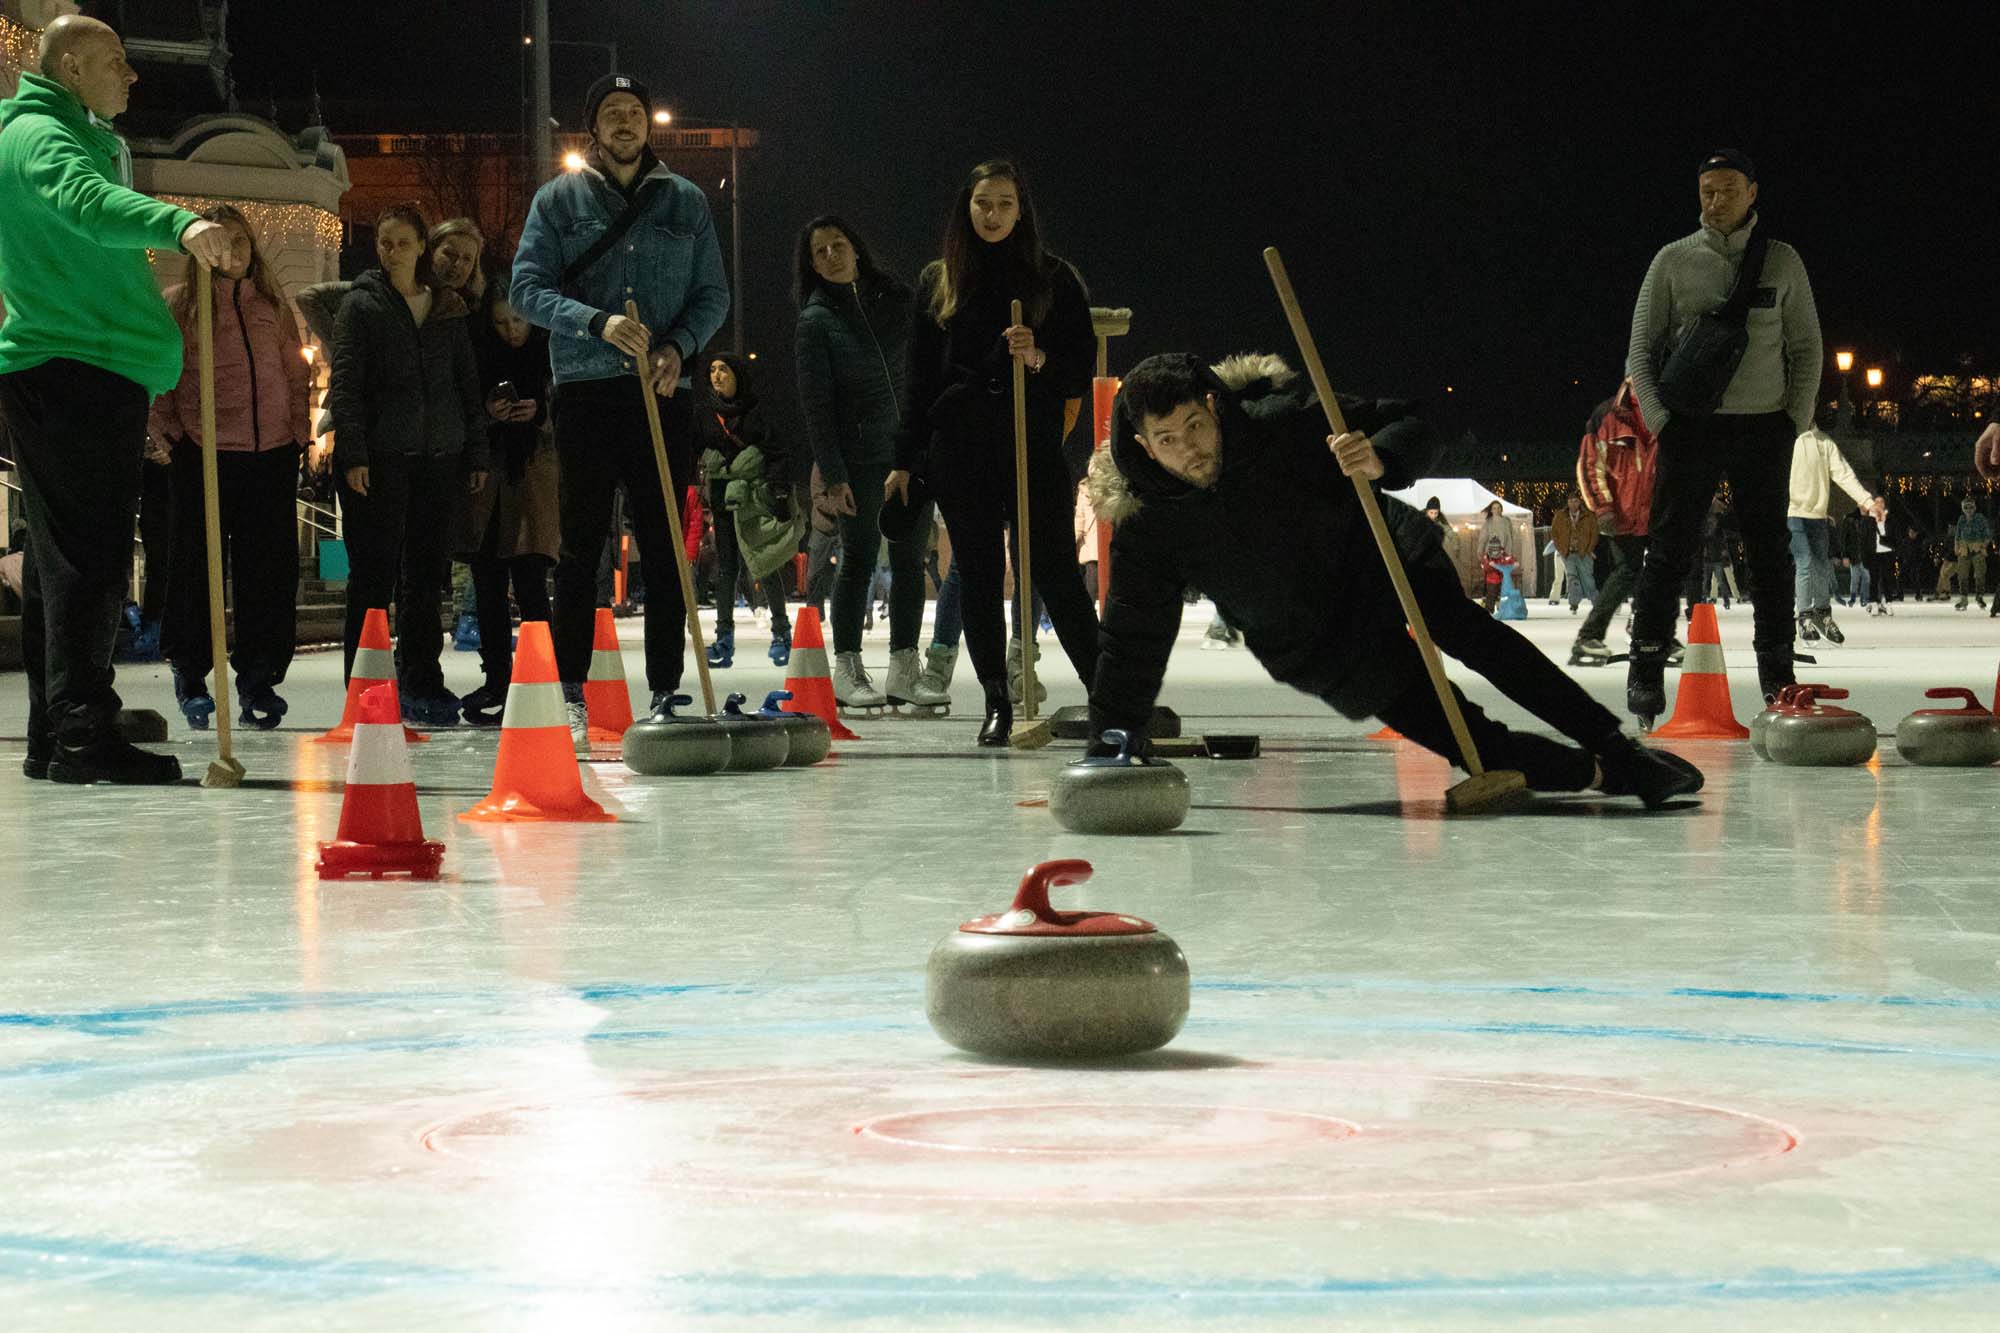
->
[[462, 620, 616, 823], [584, 607, 636, 750], [782, 606, 857, 741], [317, 607, 428, 744], [1369, 724, 1403, 740], [1651, 603, 1749, 739], [317, 682, 445, 880]]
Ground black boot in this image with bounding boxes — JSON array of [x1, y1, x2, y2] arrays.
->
[[1596, 733, 1704, 809], [1755, 651, 1797, 706], [48, 734, 183, 785], [460, 677, 509, 727], [1626, 642, 1668, 726], [977, 679, 1012, 747]]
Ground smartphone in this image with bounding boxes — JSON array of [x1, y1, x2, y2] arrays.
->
[[491, 380, 518, 404]]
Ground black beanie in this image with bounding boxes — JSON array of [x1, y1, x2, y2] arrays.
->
[[1425, 496, 1442, 511], [583, 74, 653, 133]]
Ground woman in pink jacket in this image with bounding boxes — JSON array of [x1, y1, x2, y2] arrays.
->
[[151, 205, 312, 729]]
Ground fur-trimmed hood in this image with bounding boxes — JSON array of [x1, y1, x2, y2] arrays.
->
[[1088, 352, 1300, 524]]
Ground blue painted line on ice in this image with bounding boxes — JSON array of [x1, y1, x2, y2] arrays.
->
[[1, 975, 1994, 1042], [0, 1232, 1993, 1315]]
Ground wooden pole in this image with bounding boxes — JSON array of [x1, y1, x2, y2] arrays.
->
[[196, 264, 243, 786]]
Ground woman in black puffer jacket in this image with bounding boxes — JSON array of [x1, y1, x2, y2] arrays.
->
[[326, 203, 487, 727], [886, 161, 1099, 745]]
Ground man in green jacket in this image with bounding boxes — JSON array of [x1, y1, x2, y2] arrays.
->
[[0, 16, 229, 784]]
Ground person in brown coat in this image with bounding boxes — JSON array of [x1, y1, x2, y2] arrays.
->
[[1549, 489, 1599, 614]]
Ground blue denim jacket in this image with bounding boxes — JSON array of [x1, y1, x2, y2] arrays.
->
[[511, 156, 729, 386]]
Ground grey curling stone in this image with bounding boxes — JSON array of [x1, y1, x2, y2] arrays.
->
[[716, 692, 790, 772], [925, 858, 1189, 1059], [1895, 687, 2000, 767], [1049, 728, 1190, 835], [1764, 685, 1877, 767], [1750, 684, 1808, 761], [758, 690, 831, 767], [116, 708, 170, 744], [621, 694, 732, 775], [1050, 704, 1180, 742]]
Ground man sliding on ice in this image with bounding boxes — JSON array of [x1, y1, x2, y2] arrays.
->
[[1086, 352, 1703, 808]]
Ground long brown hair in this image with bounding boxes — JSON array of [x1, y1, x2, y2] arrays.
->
[[171, 204, 285, 324], [925, 159, 1052, 328]]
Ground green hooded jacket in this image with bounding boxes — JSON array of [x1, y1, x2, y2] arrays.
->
[[0, 72, 198, 394]]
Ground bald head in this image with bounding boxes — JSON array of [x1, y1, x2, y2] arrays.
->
[[37, 15, 135, 120]]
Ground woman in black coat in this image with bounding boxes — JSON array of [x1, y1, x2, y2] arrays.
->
[[327, 203, 487, 727], [885, 161, 1099, 745]]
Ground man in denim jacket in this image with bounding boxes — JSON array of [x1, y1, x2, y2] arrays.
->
[[512, 73, 729, 735]]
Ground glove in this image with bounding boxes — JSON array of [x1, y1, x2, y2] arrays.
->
[[1977, 423, 2000, 479]]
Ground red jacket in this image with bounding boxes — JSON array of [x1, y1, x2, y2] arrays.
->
[[151, 277, 312, 452], [1575, 378, 1658, 538]]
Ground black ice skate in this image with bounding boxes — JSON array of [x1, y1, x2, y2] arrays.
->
[[1796, 612, 1821, 642], [1626, 643, 1669, 729], [1568, 636, 1615, 667]]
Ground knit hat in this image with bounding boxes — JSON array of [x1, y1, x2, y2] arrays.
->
[[1698, 148, 1756, 181], [1425, 495, 1442, 511], [583, 74, 652, 134]]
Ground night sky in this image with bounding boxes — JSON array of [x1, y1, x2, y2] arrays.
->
[[226, 2, 2000, 444]]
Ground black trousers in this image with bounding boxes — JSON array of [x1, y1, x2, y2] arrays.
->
[[830, 461, 922, 654], [929, 424, 1098, 691], [163, 441, 300, 690], [1367, 556, 1620, 791], [138, 458, 172, 623], [1631, 411, 1794, 660], [552, 388, 691, 693], [2, 359, 148, 748], [337, 451, 456, 693], [708, 477, 791, 638], [469, 486, 552, 685]]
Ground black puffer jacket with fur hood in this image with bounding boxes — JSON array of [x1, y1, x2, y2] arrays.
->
[[1088, 353, 1442, 738]]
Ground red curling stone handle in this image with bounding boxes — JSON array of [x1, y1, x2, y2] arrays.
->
[[1011, 859, 1094, 919]]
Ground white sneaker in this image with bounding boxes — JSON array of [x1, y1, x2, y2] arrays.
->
[[833, 651, 886, 709], [885, 647, 950, 712], [566, 700, 589, 748]]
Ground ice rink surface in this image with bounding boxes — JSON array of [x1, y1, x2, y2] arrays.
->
[[2, 600, 1997, 1330]]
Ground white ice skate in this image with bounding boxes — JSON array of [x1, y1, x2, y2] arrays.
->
[[832, 651, 886, 716], [916, 642, 959, 699], [1008, 638, 1049, 707], [884, 647, 950, 717]]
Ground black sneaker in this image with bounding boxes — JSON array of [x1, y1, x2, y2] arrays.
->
[[1597, 734, 1704, 808], [23, 739, 53, 781], [47, 736, 183, 785], [460, 680, 508, 726]]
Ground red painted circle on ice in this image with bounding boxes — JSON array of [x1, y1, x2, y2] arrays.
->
[[852, 1102, 1362, 1156]]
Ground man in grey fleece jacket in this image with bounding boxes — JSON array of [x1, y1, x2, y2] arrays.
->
[[1623, 149, 1822, 721]]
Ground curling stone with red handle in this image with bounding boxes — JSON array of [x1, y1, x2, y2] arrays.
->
[[925, 859, 1189, 1059], [1764, 684, 1877, 767], [1750, 684, 1809, 761], [1895, 687, 2000, 767], [1049, 728, 1190, 835], [759, 690, 831, 767]]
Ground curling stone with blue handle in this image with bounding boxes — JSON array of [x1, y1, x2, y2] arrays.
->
[[925, 859, 1189, 1059], [715, 693, 790, 772], [1049, 728, 1190, 835], [758, 690, 831, 767], [1895, 687, 2000, 767], [622, 693, 732, 776]]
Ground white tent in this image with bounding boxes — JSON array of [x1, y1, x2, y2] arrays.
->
[[1385, 477, 1535, 598]]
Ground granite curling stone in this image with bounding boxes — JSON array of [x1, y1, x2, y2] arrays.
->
[[621, 693, 732, 776], [1764, 684, 1877, 767], [717, 693, 790, 772], [925, 858, 1190, 1060], [1048, 728, 1190, 835], [1895, 687, 2000, 767], [759, 690, 831, 767], [1750, 684, 1808, 761]]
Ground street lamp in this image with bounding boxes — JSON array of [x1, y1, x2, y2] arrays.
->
[[1835, 350, 1854, 372], [562, 151, 586, 173], [1865, 367, 1884, 389]]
